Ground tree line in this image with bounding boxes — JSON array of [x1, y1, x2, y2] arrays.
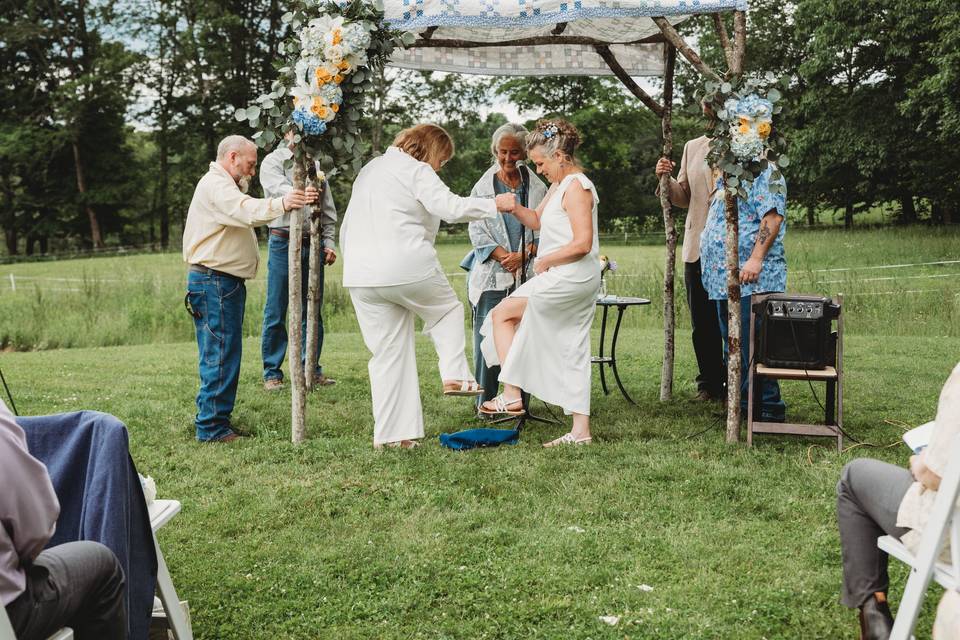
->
[[2, 0, 957, 256]]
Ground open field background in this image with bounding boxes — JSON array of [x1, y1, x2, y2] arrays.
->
[[1, 225, 958, 638], [2, 226, 959, 351]]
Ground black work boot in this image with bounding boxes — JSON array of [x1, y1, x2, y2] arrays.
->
[[859, 592, 894, 640]]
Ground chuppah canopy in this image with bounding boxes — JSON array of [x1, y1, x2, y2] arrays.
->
[[382, 0, 745, 76]]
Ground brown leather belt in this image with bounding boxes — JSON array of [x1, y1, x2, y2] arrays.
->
[[188, 264, 243, 281]]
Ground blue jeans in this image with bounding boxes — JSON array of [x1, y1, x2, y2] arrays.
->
[[187, 270, 245, 441], [472, 288, 510, 405], [717, 296, 786, 421], [261, 233, 325, 382]]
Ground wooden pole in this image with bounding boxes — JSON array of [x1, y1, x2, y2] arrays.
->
[[723, 190, 742, 442], [723, 8, 749, 443], [658, 43, 677, 402], [595, 45, 664, 117], [304, 175, 323, 390], [652, 17, 721, 82], [289, 155, 308, 443]]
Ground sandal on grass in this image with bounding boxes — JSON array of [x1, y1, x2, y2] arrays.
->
[[374, 439, 421, 450], [542, 432, 592, 448], [443, 380, 484, 397], [478, 395, 525, 416]]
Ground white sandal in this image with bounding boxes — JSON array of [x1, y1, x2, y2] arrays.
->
[[374, 439, 421, 450], [542, 432, 592, 448], [443, 380, 484, 397], [478, 394, 525, 416]]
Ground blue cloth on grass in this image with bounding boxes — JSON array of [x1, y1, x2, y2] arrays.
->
[[439, 427, 520, 450], [17, 411, 158, 640]]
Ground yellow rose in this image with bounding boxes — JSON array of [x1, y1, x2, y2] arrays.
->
[[332, 29, 342, 45], [330, 103, 339, 113], [757, 122, 772, 138], [337, 60, 349, 71], [738, 123, 750, 134], [310, 97, 328, 119], [334, 74, 344, 84], [739, 116, 750, 127], [315, 67, 333, 86]]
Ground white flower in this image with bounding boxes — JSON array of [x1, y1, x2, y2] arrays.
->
[[323, 43, 345, 64], [317, 82, 342, 105], [599, 616, 620, 626]]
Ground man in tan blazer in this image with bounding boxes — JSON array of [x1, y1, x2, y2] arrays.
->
[[655, 135, 725, 400]]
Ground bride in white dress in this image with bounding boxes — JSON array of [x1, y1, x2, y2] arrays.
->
[[478, 119, 601, 447]]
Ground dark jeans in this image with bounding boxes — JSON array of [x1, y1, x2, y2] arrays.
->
[[684, 259, 725, 396], [471, 288, 510, 405], [6, 541, 126, 640], [187, 270, 245, 441], [836, 458, 913, 608], [261, 233, 326, 382], [717, 295, 786, 420]]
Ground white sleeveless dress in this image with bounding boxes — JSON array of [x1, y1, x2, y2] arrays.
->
[[480, 173, 601, 415]]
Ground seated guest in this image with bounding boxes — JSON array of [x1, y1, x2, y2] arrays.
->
[[463, 123, 548, 411], [836, 362, 960, 639], [1, 399, 126, 640]]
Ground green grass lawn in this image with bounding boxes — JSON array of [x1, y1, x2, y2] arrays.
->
[[3, 329, 957, 638], [2, 225, 959, 637]]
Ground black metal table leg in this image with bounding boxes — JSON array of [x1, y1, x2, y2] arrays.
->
[[608, 304, 636, 404], [598, 304, 610, 395]]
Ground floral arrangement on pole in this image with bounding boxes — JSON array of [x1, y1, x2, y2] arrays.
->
[[234, 0, 413, 174], [698, 73, 788, 197]]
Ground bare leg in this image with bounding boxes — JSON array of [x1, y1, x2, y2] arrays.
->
[[491, 297, 528, 367], [571, 413, 590, 439], [480, 297, 528, 410]]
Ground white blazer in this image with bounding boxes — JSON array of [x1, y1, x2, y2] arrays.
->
[[341, 146, 496, 287]]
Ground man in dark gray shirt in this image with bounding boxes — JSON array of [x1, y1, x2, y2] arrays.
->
[[1, 400, 126, 639]]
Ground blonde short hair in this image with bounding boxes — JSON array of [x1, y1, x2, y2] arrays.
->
[[393, 124, 454, 167]]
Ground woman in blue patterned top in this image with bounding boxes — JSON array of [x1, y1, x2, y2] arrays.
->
[[461, 123, 548, 410], [699, 164, 788, 421]]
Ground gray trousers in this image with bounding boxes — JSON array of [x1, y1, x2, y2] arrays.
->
[[5, 541, 126, 640], [837, 458, 914, 608]]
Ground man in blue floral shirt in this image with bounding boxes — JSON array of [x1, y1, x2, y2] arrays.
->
[[699, 165, 787, 421]]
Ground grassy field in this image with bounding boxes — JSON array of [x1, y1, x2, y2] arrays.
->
[[1, 225, 959, 350], [1, 225, 958, 638]]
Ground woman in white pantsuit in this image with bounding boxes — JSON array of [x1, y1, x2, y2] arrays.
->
[[340, 124, 513, 449], [478, 119, 601, 447]]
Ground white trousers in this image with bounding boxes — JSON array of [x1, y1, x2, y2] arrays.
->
[[348, 272, 475, 445]]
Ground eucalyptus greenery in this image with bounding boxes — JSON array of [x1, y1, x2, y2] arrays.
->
[[697, 73, 789, 200], [233, 0, 413, 177]]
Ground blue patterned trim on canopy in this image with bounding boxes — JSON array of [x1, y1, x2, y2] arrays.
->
[[381, 0, 747, 30]]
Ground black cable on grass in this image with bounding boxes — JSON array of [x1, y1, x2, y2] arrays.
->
[[0, 367, 18, 416]]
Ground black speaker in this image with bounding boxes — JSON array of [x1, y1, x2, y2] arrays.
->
[[755, 294, 840, 369]]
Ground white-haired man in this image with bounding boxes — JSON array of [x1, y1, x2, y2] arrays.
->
[[182, 135, 318, 443]]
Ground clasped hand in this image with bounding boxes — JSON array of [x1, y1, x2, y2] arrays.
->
[[499, 252, 522, 273], [495, 193, 516, 212], [282, 185, 320, 211]]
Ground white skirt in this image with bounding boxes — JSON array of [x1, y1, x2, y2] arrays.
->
[[480, 265, 600, 415]]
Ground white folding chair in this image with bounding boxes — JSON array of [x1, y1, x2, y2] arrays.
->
[[148, 500, 193, 640], [0, 605, 73, 640], [878, 435, 960, 640]]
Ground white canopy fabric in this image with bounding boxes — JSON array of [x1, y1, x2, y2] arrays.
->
[[384, 0, 745, 76]]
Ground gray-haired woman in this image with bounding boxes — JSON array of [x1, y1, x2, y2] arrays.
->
[[461, 123, 549, 410]]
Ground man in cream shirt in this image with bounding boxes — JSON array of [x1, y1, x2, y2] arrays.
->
[[655, 135, 725, 402], [183, 135, 316, 442]]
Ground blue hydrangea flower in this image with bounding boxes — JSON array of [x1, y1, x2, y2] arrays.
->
[[727, 94, 773, 119], [292, 108, 327, 136]]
